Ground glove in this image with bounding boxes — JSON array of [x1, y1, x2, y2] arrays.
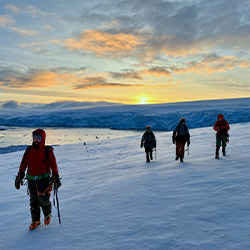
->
[[172, 136, 176, 144], [187, 141, 190, 146], [140, 142, 143, 148], [52, 173, 61, 189], [15, 171, 25, 190]]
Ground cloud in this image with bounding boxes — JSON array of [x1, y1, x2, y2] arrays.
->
[[25, 5, 50, 18], [10, 27, 38, 36], [5, 4, 64, 23], [49, 66, 87, 73], [0, 67, 77, 89], [64, 29, 143, 57], [109, 71, 142, 80], [72, 76, 143, 89], [101, 19, 121, 29], [172, 54, 250, 74], [0, 66, 143, 90], [110, 67, 171, 80], [51, 0, 250, 64], [43, 25, 55, 30], [5, 4, 21, 14], [0, 14, 15, 27], [109, 53, 250, 80], [87, 0, 250, 58], [141, 67, 172, 77], [1, 100, 20, 109]]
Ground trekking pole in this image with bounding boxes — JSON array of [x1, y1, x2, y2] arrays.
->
[[212, 134, 216, 147], [83, 142, 89, 157], [53, 187, 61, 225], [96, 136, 99, 145], [188, 145, 189, 155], [155, 148, 157, 160]]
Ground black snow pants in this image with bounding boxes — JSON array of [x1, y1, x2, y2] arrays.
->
[[28, 178, 52, 222]]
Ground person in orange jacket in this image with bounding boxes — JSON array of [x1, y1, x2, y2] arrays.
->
[[213, 114, 230, 159], [15, 128, 61, 230]]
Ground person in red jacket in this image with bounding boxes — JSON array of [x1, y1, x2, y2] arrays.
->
[[213, 114, 230, 159], [15, 128, 61, 230]]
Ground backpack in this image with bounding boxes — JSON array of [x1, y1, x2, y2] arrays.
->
[[217, 120, 229, 136], [176, 124, 189, 135]]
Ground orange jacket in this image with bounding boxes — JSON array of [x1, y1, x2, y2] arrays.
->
[[19, 129, 59, 176], [213, 119, 230, 136]]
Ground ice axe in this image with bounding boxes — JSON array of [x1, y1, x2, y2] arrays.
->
[[53, 187, 61, 225]]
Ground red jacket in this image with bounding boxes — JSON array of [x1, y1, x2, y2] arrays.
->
[[213, 119, 230, 136], [19, 129, 58, 176]]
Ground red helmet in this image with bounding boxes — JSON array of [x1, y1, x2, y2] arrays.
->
[[217, 114, 224, 119]]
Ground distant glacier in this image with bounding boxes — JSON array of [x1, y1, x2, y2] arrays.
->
[[0, 98, 249, 131]]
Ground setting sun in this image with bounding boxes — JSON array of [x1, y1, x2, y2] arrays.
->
[[136, 96, 151, 104]]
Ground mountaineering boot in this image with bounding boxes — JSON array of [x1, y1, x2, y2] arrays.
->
[[180, 158, 183, 162], [222, 147, 226, 156], [44, 214, 51, 226], [215, 146, 220, 159], [175, 156, 179, 161], [29, 221, 41, 230]]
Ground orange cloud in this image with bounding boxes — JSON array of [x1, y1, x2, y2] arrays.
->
[[0, 70, 144, 90], [64, 29, 143, 57], [0, 71, 75, 89]]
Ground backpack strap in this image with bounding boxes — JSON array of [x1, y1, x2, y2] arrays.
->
[[26, 145, 32, 154], [44, 146, 53, 164], [21, 145, 32, 164]]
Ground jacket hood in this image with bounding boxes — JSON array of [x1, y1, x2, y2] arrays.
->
[[32, 128, 46, 146], [217, 114, 224, 119]]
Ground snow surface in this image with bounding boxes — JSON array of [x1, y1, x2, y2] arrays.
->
[[0, 98, 250, 130], [1, 123, 250, 249]]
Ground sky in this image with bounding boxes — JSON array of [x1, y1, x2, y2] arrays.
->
[[0, 0, 250, 106]]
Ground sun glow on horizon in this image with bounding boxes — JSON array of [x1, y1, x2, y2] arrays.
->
[[136, 96, 151, 104]]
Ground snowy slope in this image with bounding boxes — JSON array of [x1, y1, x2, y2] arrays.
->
[[1, 123, 250, 250], [0, 98, 250, 130]]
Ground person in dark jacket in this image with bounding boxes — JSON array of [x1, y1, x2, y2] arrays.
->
[[141, 125, 156, 162], [213, 114, 230, 159], [172, 118, 190, 162], [15, 128, 61, 230]]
